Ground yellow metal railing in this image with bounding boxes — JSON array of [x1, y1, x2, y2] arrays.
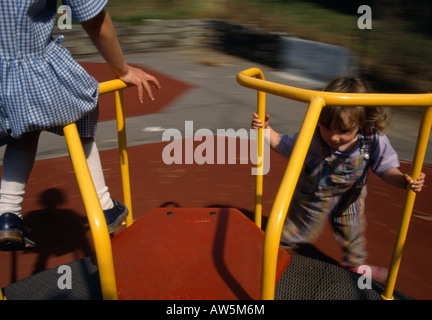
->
[[237, 68, 432, 300], [63, 79, 133, 300], [105, 81, 134, 228]]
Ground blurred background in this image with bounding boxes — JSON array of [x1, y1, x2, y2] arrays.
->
[[102, 0, 432, 93], [1, 0, 429, 300]]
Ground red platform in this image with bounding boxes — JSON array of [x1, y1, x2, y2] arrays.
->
[[111, 207, 290, 300]]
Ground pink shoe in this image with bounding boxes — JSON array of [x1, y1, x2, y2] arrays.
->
[[349, 265, 388, 282]]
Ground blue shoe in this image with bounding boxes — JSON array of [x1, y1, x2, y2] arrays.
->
[[0, 213, 35, 251], [103, 200, 128, 233]]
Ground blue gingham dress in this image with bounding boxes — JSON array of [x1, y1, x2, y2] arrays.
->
[[0, 0, 107, 146]]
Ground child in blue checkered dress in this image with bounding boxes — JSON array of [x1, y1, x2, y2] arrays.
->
[[0, 0, 161, 250]]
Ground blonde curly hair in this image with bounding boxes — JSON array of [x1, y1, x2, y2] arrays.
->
[[320, 77, 391, 134]]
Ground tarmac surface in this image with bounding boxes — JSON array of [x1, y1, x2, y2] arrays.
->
[[0, 48, 431, 300]]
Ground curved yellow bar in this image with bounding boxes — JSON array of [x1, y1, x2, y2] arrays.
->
[[99, 79, 133, 226], [237, 68, 432, 107], [63, 79, 133, 300], [64, 123, 118, 300], [381, 106, 432, 300], [99, 79, 129, 95], [261, 97, 325, 300], [237, 68, 432, 300]]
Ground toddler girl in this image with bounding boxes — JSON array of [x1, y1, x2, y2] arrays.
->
[[251, 77, 425, 281]]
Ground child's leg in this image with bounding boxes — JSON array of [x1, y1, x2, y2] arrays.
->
[[0, 148, 35, 217], [0, 132, 41, 217], [81, 137, 114, 211], [331, 202, 368, 268], [0, 135, 113, 213], [0, 132, 40, 250], [81, 137, 128, 233], [331, 202, 388, 282], [280, 200, 329, 248]]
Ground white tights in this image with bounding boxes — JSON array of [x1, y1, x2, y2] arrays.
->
[[0, 140, 113, 218]]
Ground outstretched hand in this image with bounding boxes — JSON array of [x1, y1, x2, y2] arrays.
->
[[118, 65, 161, 103]]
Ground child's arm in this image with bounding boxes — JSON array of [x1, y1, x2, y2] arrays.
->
[[380, 168, 426, 193], [251, 112, 281, 152], [81, 10, 161, 103]]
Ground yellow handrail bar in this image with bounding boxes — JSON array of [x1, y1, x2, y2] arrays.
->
[[114, 90, 133, 227], [99, 79, 133, 227], [99, 79, 129, 95], [262, 96, 325, 299], [254, 68, 266, 229], [237, 68, 432, 300], [382, 105, 432, 299], [63, 79, 133, 300], [238, 68, 432, 107], [64, 123, 118, 300]]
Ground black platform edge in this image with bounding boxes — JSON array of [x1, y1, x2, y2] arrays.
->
[[275, 253, 413, 300], [2, 254, 412, 300], [2, 256, 102, 300]]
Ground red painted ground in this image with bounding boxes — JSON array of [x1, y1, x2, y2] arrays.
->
[[0, 63, 431, 300]]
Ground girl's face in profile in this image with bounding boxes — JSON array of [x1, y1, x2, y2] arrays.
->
[[319, 112, 360, 151]]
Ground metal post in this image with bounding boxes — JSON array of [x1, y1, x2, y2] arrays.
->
[[114, 89, 133, 227], [63, 123, 118, 300], [261, 97, 324, 299], [255, 70, 266, 229], [382, 106, 432, 300]]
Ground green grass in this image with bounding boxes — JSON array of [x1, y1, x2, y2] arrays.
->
[[104, 0, 432, 92], [105, 0, 208, 21]]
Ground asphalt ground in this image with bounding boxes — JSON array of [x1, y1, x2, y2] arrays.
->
[[1, 48, 430, 163]]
